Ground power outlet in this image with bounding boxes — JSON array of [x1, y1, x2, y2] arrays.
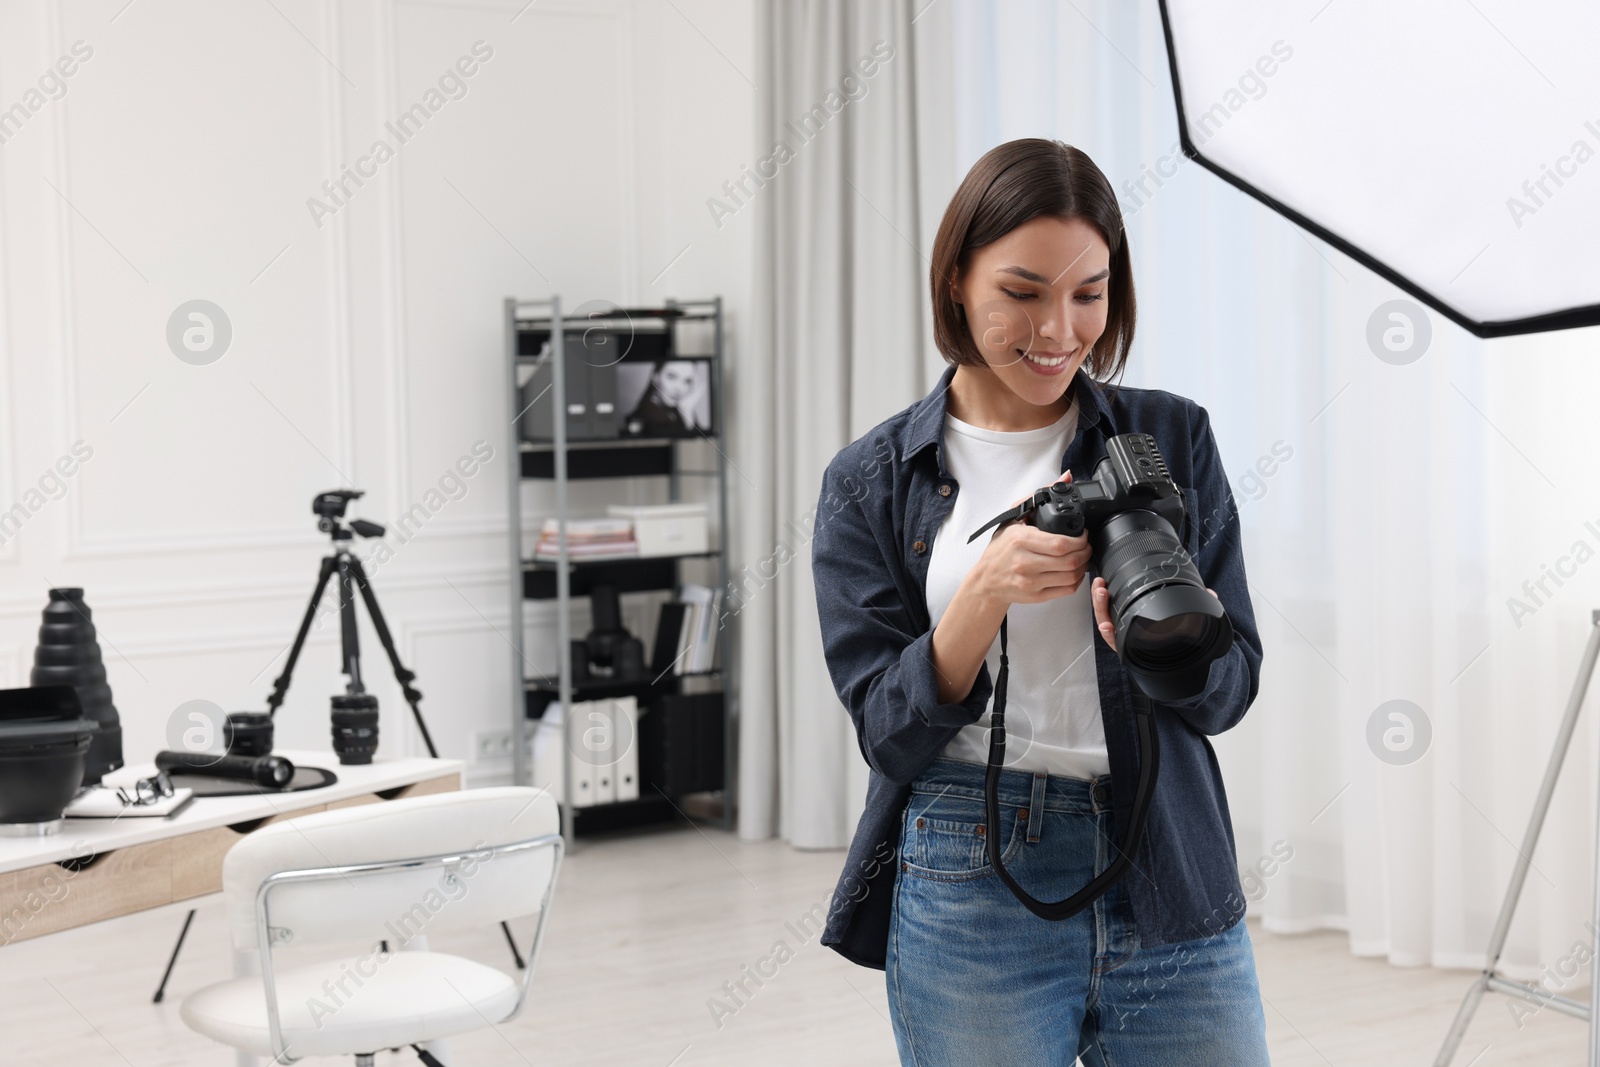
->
[[473, 729, 515, 763]]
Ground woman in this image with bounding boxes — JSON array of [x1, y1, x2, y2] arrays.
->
[[810, 138, 1270, 1065]]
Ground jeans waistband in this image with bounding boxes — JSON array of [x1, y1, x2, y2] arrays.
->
[[909, 757, 1113, 814]]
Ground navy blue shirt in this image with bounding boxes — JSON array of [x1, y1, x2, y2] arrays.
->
[[810, 363, 1263, 970]]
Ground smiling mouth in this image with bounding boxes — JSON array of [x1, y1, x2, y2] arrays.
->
[[1019, 348, 1073, 367]]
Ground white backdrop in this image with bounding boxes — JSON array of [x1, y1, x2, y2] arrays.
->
[[0, 0, 754, 784], [939, 0, 1600, 981]]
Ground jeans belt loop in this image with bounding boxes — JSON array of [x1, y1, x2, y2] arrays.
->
[[1027, 771, 1047, 843], [1090, 775, 1110, 813]]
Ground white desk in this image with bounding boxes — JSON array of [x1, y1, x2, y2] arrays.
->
[[0, 750, 463, 944]]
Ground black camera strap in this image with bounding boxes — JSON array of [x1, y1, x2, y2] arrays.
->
[[984, 614, 1161, 921], [967, 495, 1042, 544]]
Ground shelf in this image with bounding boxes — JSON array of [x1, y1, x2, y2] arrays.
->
[[566, 790, 725, 837], [525, 668, 721, 697], [522, 552, 720, 599], [516, 305, 686, 322], [524, 671, 722, 719], [526, 683, 657, 718], [514, 305, 719, 327], [519, 438, 720, 480], [524, 549, 719, 569], [520, 436, 717, 450], [567, 793, 685, 836], [505, 293, 733, 845], [522, 442, 673, 479]]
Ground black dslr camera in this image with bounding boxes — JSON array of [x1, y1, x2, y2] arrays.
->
[[971, 432, 1232, 701]]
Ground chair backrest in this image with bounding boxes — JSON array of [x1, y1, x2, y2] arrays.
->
[[222, 786, 558, 954]]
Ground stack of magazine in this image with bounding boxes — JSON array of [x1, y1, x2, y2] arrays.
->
[[533, 517, 637, 560], [653, 584, 722, 676]]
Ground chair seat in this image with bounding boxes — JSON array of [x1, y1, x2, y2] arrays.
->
[[180, 950, 519, 1058]]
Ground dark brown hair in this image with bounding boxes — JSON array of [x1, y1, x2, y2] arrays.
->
[[930, 138, 1136, 385]]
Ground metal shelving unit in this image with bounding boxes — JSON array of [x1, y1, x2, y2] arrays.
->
[[504, 296, 735, 847]]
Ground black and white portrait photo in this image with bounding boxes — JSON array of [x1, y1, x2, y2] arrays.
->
[[617, 359, 714, 437]]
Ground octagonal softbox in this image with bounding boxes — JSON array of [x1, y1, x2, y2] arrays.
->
[[1158, 0, 1600, 338]]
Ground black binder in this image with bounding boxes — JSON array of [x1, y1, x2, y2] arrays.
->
[[651, 601, 690, 676]]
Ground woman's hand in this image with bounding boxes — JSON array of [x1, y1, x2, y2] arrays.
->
[[1093, 580, 1221, 653], [971, 471, 1091, 608], [932, 470, 1085, 705], [1092, 577, 1116, 650]]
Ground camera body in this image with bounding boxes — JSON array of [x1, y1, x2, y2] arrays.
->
[[1016, 432, 1231, 702], [1027, 432, 1186, 545]]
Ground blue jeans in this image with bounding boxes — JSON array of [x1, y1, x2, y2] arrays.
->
[[886, 757, 1270, 1066]]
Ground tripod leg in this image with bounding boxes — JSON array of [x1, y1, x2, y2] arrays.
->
[[347, 557, 438, 758], [153, 908, 196, 1003], [266, 556, 339, 713], [1434, 612, 1600, 1066]]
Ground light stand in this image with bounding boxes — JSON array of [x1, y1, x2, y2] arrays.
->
[[267, 490, 438, 762], [1435, 610, 1600, 1065]]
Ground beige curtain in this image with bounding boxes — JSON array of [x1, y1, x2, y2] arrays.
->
[[736, 0, 954, 845]]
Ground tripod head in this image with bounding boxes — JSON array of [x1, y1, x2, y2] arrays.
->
[[313, 489, 385, 542]]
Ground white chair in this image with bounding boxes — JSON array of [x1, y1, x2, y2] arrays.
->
[[180, 786, 562, 1066]]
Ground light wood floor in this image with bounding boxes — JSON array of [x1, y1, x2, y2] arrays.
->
[[1, 823, 1585, 1066]]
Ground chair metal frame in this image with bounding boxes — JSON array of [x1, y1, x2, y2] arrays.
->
[[247, 831, 564, 1065]]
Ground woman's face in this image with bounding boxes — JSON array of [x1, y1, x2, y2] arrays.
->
[[950, 214, 1111, 409], [654, 362, 696, 403]]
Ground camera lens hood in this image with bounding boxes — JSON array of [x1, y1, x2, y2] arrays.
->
[[1115, 584, 1234, 702]]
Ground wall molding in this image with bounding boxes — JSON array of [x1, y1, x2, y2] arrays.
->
[[0, 561, 511, 617], [58, 0, 360, 561], [0, 0, 735, 789]]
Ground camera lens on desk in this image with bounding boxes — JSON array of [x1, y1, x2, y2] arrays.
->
[[330, 693, 379, 765], [224, 712, 274, 757]]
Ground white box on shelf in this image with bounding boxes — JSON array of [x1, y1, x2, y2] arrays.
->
[[594, 766, 616, 804], [614, 696, 640, 802], [572, 759, 597, 807], [532, 701, 606, 807], [590, 700, 617, 804], [569, 698, 612, 806], [605, 502, 710, 557]]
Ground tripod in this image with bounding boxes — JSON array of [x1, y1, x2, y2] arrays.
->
[[267, 491, 437, 761], [1435, 609, 1600, 1065]]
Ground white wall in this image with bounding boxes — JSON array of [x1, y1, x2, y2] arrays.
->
[[0, 0, 755, 783]]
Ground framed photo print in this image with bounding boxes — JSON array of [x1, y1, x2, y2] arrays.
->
[[616, 358, 715, 438]]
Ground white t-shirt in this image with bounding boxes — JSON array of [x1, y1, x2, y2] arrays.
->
[[924, 400, 1110, 779]]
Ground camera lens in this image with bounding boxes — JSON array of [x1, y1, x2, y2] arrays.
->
[[330, 693, 379, 765], [1093, 510, 1232, 701], [1129, 612, 1207, 652], [225, 712, 274, 757], [1125, 612, 1226, 667]]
